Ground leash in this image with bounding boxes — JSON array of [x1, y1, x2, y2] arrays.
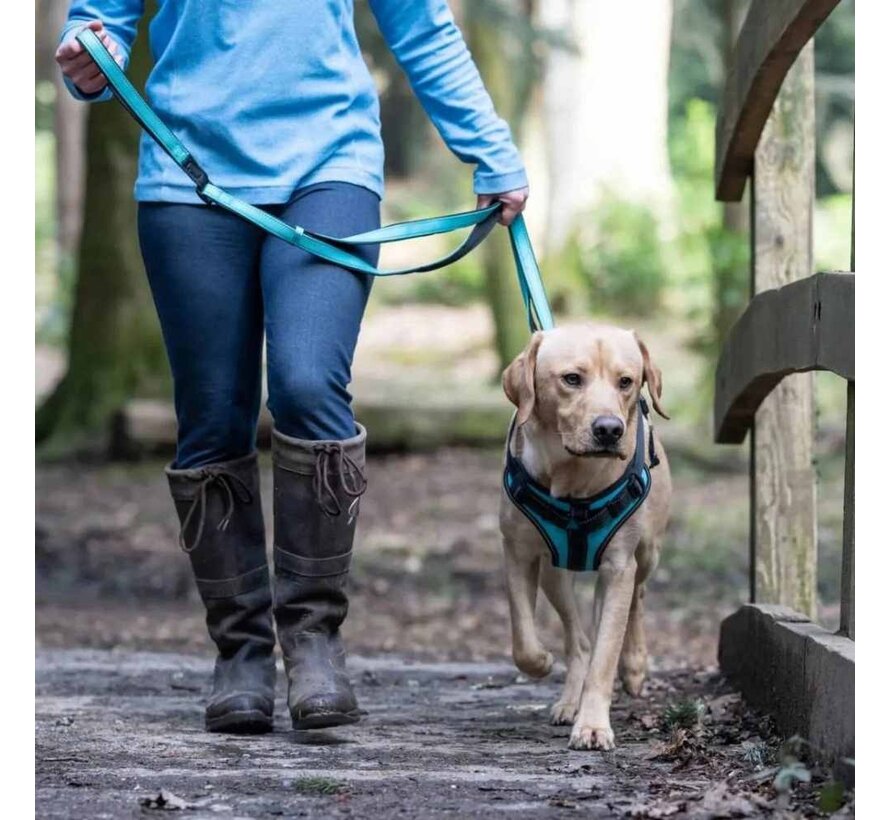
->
[[76, 27, 554, 333]]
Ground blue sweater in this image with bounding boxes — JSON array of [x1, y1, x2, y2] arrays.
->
[[61, 1, 527, 204]]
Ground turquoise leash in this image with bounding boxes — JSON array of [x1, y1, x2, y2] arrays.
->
[[76, 27, 554, 333]]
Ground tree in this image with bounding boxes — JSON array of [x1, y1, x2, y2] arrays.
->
[[37, 19, 169, 453], [538, 0, 676, 253], [464, 0, 543, 370]]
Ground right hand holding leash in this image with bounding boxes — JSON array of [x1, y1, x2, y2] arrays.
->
[[55, 20, 123, 96]]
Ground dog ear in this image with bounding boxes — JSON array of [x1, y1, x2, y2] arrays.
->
[[633, 332, 669, 419], [502, 331, 544, 426]]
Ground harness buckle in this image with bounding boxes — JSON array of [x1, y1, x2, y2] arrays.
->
[[627, 473, 645, 499]]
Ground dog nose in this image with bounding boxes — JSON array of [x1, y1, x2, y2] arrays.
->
[[592, 416, 625, 446]]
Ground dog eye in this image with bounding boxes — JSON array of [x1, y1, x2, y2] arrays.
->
[[619, 376, 633, 389], [562, 373, 583, 388]]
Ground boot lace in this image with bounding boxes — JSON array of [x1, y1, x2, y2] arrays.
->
[[312, 442, 367, 517], [179, 468, 253, 554]]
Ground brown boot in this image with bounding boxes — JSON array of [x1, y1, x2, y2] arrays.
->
[[166, 453, 276, 734], [271, 425, 367, 729]]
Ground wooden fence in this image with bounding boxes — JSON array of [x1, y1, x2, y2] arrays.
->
[[711, 0, 854, 780]]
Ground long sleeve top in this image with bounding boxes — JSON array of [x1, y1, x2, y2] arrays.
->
[[60, 0, 528, 203]]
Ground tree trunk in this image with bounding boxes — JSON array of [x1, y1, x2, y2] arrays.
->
[[538, 0, 675, 252], [465, 2, 533, 371], [37, 21, 170, 454]]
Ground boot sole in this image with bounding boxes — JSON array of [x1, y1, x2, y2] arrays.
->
[[291, 710, 361, 731], [206, 709, 274, 735]]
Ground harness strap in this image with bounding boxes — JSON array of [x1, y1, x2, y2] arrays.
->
[[76, 27, 554, 333], [503, 401, 655, 572]]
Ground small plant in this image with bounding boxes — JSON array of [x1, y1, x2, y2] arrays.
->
[[741, 741, 771, 768], [773, 736, 812, 809], [817, 780, 846, 813], [294, 777, 345, 796], [662, 698, 706, 731]]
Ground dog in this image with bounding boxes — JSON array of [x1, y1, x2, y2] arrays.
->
[[499, 323, 672, 751]]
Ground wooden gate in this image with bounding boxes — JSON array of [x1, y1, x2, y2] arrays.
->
[[711, 0, 854, 780]]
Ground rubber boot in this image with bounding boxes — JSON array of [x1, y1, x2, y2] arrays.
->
[[166, 452, 276, 733], [272, 424, 367, 730]]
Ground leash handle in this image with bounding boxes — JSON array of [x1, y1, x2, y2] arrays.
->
[[75, 26, 553, 332]]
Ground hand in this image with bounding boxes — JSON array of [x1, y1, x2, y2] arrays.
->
[[477, 186, 529, 227], [55, 20, 122, 96]]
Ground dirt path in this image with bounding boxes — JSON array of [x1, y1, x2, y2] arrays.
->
[[36, 648, 837, 819], [36, 450, 849, 817]]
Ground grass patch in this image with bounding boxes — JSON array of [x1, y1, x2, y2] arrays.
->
[[294, 777, 345, 796]]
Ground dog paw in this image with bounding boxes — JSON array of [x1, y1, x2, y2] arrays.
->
[[550, 700, 578, 726], [568, 724, 615, 751], [514, 648, 554, 679], [621, 667, 646, 697]]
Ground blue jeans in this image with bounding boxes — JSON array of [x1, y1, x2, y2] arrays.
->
[[138, 182, 380, 469]]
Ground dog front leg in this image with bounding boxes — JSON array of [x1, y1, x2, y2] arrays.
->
[[569, 556, 636, 751], [503, 548, 553, 678], [539, 563, 590, 724]]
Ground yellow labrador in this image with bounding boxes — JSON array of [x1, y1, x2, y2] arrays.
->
[[499, 323, 672, 751]]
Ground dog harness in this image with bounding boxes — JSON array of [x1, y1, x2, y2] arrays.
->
[[503, 400, 659, 572]]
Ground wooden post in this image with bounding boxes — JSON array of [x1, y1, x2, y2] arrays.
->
[[839, 381, 854, 638], [839, 173, 854, 639], [749, 42, 817, 619]]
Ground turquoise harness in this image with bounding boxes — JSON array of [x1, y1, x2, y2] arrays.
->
[[75, 28, 554, 334], [504, 401, 659, 572]]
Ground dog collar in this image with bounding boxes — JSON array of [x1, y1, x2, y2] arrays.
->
[[503, 400, 657, 572]]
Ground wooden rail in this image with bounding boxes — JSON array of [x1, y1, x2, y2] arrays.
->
[[715, 0, 841, 201], [714, 272, 854, 443]]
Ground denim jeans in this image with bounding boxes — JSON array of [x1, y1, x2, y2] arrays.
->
[[138, 181, 380, 469]]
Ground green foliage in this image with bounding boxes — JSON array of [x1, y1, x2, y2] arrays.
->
[[395, 257, 486, 307], [662, 698, 706, 730], [573, 196, 669, 318], [668, 98, 748, 365], [817, 780, 846, 813], [35, 128, 77, 347], [293, 777, 345, 796]]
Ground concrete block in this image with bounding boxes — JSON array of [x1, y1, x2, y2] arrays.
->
[[719, 603, 854, 782]]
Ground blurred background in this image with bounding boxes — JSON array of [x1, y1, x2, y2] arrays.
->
[[35, 0, 853, 666]]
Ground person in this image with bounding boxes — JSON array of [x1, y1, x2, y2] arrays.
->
[[56, 1, 528, 735]]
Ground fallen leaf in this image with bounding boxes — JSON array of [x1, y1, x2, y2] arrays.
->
[[699, 782, 756, 817], [139, 790, 192, 811]]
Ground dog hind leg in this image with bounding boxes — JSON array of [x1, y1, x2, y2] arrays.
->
[[619, 540, 658, 696]]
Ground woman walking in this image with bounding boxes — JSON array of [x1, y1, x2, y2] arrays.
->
[[56, 2, 527, 734]]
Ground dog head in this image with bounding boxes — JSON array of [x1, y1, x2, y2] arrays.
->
[[502, 324, 668, 461]]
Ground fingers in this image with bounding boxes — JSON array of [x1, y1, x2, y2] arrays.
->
[[495, 187, 530, 226], [476, 189, 529, 225], [55, 21, 120, 94]]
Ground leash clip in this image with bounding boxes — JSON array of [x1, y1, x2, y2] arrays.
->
[[183, 155, 213, 204]]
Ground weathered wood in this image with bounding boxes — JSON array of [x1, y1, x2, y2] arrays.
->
[[750, 43, 817, 618], [714, 272, 854, 443], [719, 604, 854, 783], [839, 382, 854, 639], [839, 177, 855, 640], [715, 0, 840, 201]]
